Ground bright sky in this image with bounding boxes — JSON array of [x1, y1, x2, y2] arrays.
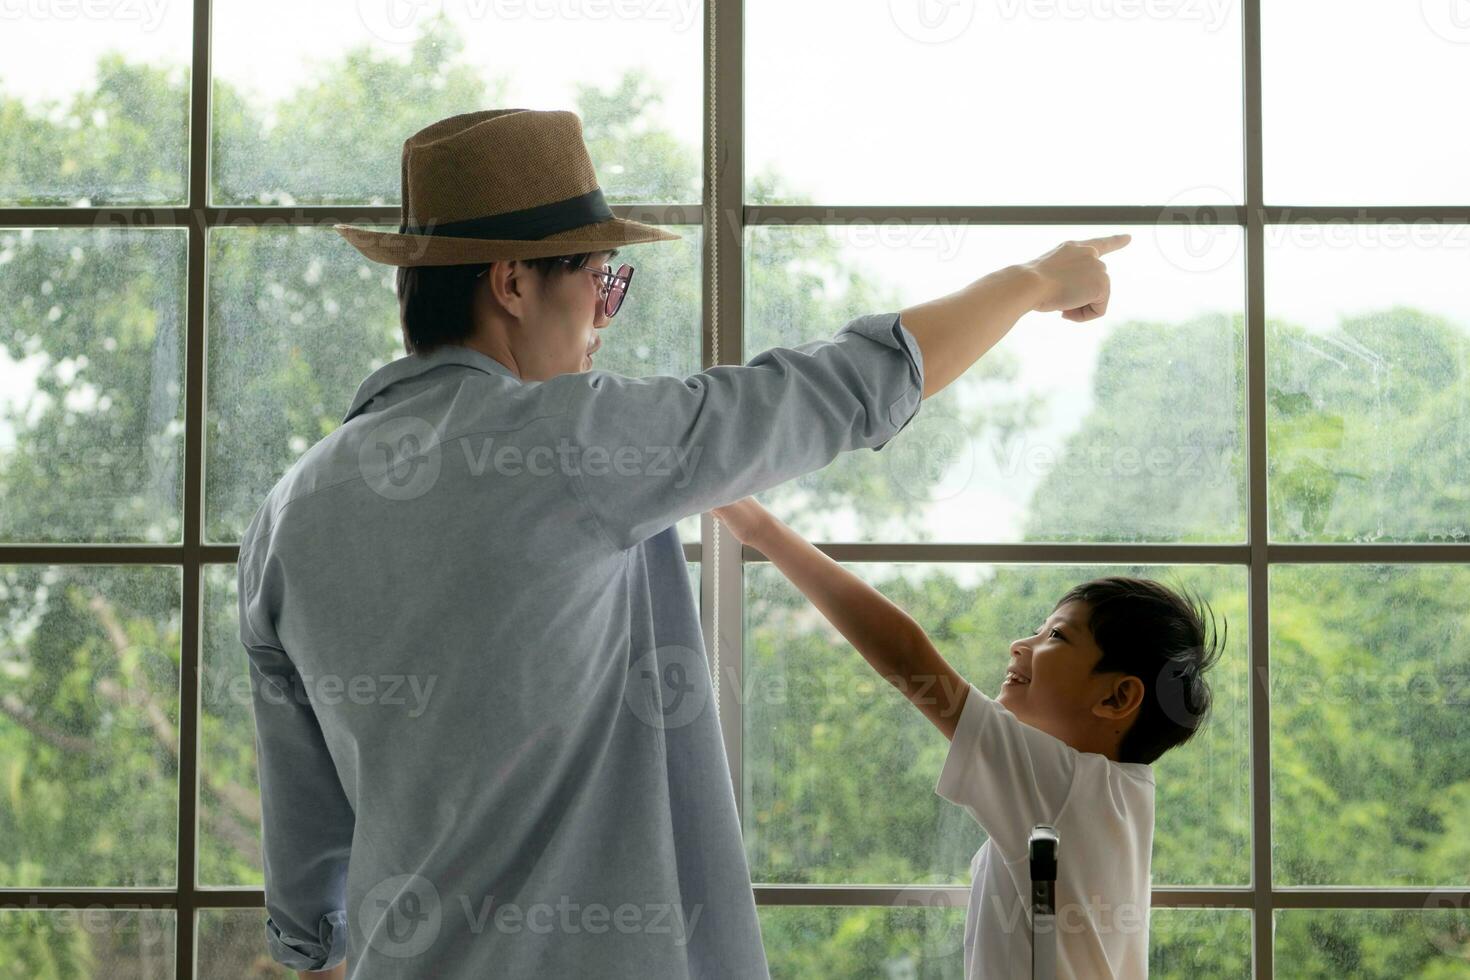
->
[[1, 0, 1466, 538]]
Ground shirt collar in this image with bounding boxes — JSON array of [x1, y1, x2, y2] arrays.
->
[[342, 344, 522, 424]]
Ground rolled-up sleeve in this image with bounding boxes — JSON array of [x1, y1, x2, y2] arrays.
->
[[238, 543, 354, 972], [560, 311, 925, 551]]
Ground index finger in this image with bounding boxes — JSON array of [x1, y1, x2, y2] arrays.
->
[[1080, 233, 1132, 255]]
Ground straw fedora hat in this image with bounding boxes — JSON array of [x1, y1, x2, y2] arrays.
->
[[333, 108, 682, 267]]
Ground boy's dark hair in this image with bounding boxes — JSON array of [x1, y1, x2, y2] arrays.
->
[[395, 252, 595, 355], [1056, 576, 1226, 766]]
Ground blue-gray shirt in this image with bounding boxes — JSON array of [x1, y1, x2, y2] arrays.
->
[[238, 311, 924, 978]]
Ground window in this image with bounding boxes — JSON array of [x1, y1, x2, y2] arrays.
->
[[746, 0, 1243, 206], [2, 0, 1467, 976]]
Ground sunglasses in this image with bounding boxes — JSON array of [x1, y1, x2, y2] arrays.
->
[[477, 258, 635, 318], [561, 258, 635, 318]]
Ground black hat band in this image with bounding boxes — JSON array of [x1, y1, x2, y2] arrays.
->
[[400, 188, 612, 240]]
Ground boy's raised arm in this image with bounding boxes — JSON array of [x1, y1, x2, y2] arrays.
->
[[713, 498, 971, 740]]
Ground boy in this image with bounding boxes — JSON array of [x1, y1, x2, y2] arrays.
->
[[711, 496, 1225, 979]]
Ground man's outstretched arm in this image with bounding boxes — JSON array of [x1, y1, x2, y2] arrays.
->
[[561, 235, 1129, 553], [899, 234, 1130, 398]]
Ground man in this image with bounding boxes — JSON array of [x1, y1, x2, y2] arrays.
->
[[239, 107, 1127, 979]]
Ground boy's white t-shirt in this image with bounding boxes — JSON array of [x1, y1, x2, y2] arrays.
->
[[935, 682, 1156, 979]]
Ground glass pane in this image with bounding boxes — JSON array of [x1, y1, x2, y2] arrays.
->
[[744, 563, 1247, 886], [199, 564, 264, 887], [0, 909, 175, 978], [747, 0, 1240, 205], [205, 223, 700, 543], [757, 905, 966, 978], [1263, 2, 1470, 205], [744, 224, 1245, 544], [0, 7, 190, 205], [1266, 226, 1470, 542], [210, 3, 701, 205], [1274, 909, 1470, 978], [1271, 564, 1470, 887], [0, 565, 180, 887], [0, 228, 186, 544], [196, 908, 291, 978], [1148, 908, 1251, 978]]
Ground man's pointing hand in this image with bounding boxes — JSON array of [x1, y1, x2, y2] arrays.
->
[[1022, 233, 1132, 323]]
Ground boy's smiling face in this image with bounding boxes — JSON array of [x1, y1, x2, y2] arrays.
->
[[997, 599, 1147, 761]]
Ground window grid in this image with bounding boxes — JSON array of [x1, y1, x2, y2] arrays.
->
[[0, 0, 1466, 976]]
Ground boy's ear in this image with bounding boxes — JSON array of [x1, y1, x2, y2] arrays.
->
[[1104, 676, 1145, 713]]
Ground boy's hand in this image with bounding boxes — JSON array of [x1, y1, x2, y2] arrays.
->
[[711, 496, 773, 546]]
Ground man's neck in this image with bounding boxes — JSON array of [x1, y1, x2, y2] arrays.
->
[[458, 336, 520, 379]]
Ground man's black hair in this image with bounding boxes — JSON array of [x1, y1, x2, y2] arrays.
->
[[395, 251, 604, 356], [1055, 576, 1226, 765]]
